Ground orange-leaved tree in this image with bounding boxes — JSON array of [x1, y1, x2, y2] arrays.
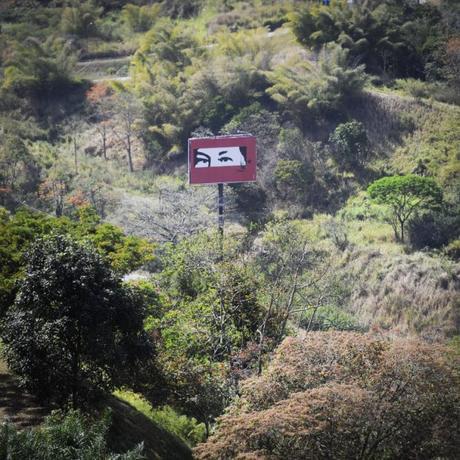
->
[[195, 331, 460, 459]]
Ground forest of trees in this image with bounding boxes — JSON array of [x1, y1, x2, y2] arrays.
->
[[0, 0, 459, 458]]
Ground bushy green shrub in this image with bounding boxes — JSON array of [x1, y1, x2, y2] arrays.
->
[[1, 234, 155, 407], [115, 391, 206, 447], [395, 78, 434, 99], [60, 0, 103, 38], [300, 305, 363, 332], [445, 239, 460, 261], [122, 3, 161, 33], [329, 120, 369, 169], [274, 159, 314, 201], [267, 44, 367, 125], [0, 409, 143, 459], [408, 210, 460, 250], [2, 37, 80, 103]]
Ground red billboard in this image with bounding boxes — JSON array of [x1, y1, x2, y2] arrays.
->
[[188, 135, 256, 185]]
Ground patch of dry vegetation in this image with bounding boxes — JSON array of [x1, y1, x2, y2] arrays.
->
[[340, 249, 460, 339], [195, 332, 460, 459]]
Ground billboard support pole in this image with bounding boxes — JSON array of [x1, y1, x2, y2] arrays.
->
[[218, 183, 224, 258]]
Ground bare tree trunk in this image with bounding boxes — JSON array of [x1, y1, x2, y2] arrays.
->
[[73, 136, 78, 174], [102, 128, 107, 160], [127, 134, 134, 172]]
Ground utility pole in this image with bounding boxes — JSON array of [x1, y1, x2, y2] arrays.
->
[[218, 183, 224, 258]]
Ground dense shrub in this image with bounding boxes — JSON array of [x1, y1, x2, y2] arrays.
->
[[0, 409, 143, 459], [195, 332, 460, 459], [2, 37, 80, 105], [274, 159, 314, 201], [329, 120, 369, 169], [445, 239, 460, 261], [60, 0, 103, 38], [115, 390, 206, 447], [408, 210, 460, 250], [1, 234, 155, 407], [267, 44, 367, 125], [122, 3, 161, 33], [290, 0, 448, 79]]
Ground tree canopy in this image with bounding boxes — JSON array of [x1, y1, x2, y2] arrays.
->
[[195, 332, 460, 459], [1, 234, 155, 407], [368, 174, 443, 242]]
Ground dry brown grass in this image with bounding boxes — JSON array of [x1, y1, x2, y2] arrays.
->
[[341, 249, 460, 339]]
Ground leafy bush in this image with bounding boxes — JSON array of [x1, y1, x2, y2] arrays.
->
[[329, 120, 369, 169], [115, 391, 206, 447], [122, 3, 161, 33], [395, 78, 434, 99], [195, 332, 460, 459], [1, 234, 155, 407], [445, 239, 460, 261], [60, 0, 103, 38], [267, 44, 367, 125], [299, 305, 363, 332], [2, 37, 80, 103], [322, 217, 349, 251], [274, 159, 314, 201], [0, 409, 143, 459], [408, 209, 460, 250]]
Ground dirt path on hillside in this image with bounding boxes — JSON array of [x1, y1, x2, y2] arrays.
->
[[0, 364, 48, 429]]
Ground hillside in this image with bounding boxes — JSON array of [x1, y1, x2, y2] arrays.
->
[[0, 359, 192, 460], [0, 0, 459, 458]]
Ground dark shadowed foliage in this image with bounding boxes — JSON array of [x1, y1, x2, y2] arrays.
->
[[1, 234, 155, 408]]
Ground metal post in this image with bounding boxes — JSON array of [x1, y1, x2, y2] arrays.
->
[[218, 183, 224, 257]]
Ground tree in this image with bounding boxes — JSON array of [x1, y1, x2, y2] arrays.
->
[[267, 44, 367, 126], [112, 90, 144, 173], [1, 234, 155, 407], [60, 0, 103, 38], [147, 231, 270, 433], [195, 332, 460, 459], [329, 120, 369, 169], [86, 83, 115, 161], [290, 1, 442, 78], [0, 135, 40, 206], [367, 175, 443, 242], [2, 37, 79, 109]]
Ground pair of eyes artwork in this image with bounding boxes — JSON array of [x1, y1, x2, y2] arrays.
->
[[188, 135, 256, 185]]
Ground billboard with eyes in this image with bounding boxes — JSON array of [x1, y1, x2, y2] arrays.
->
[[188, 135, 256, 185]]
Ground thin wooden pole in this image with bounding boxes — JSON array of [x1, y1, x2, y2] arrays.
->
[[218, 183, 224, 258]]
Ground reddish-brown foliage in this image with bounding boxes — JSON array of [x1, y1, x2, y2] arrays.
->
[[86, 82, 113, 105], [195, 332, 460, 459]]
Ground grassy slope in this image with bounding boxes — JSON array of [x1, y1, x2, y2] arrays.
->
[[340, 248, 460, 339], [0, 359, 192, 460], [106, 395, 193, 460]]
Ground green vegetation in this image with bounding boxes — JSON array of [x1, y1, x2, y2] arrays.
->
[[329, 120, 369, 169], [115, 390, 206, 447], [0, 0, 459, 458], [368, 175, 443, 242], [1, 234, 155, 407], [0, 409, 143, 459]]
